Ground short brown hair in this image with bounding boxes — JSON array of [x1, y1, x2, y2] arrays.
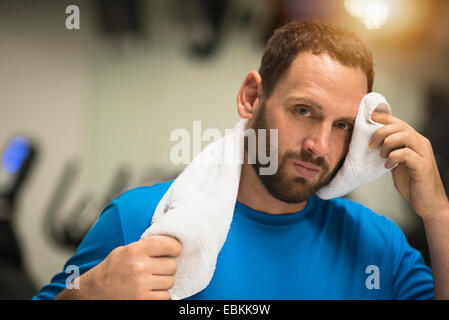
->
[[258, 20, 374, 98]]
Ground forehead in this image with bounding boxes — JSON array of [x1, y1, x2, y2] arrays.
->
[[272, 51, 367, 118]]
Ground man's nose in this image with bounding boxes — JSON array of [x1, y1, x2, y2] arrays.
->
[[303, 123, 331, 158]]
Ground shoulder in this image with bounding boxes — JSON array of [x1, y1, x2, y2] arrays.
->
[[325, 196, 398, 227], [110, 179, 174, 244], [114, 179, 174, 212], [320, 197, 433, 299], [318, 196, 409, 269], [320, 196, 404, 246]]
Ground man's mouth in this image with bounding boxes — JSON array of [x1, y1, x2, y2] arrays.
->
[[292, 160, 321, 179]]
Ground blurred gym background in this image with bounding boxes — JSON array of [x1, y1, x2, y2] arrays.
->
[[0, 0, 448, 299]]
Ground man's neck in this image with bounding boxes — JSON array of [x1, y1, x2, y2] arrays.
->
[[237, 159, 308, 215]]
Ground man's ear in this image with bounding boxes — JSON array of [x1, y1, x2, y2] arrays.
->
[[237, 71, 263, 120]]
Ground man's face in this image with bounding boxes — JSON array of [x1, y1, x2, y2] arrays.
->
[[249, 51, 367, 203]]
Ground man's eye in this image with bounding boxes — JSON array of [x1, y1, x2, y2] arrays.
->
[[336, 122, 350, 131], [296, 107, 310, 116]]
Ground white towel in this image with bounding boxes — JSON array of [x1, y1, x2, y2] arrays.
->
[[141, 92, 392, 299], [141, 119, 247, 300], [316, 92, 394, 199]]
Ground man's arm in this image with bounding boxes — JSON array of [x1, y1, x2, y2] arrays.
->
[[422, 208, 449, 299], [370, 110, 449, 299], [34, 200, 181, 300], [55, 235, 181, 300], [55, 270, 93, 299], [33, 203, 125, 300]]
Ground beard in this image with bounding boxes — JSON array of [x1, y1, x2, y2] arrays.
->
[[248, 101, 346, 204]]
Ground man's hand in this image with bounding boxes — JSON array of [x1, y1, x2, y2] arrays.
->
[[369, 111, 449, 222], [56, 235, 182, 300]]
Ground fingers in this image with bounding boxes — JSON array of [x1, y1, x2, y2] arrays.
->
[[379, 131, 423, 159], [384, 147, 422, 170], [150, 275, 176, 290], [147, 290, 170, 300], [369, 114, 428, 159], [369, 111, 425, 170], [369, 123, 404, 149], [142, 235, 183, 258], [371, 110, 400, 125], [150, 257, 177, 275]]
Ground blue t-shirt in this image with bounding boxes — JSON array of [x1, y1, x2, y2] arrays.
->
[[33, 180, 434, 300]]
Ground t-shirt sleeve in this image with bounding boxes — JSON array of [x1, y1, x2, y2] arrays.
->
[[390, 220, 434, 300], [32, 201, 125, 300]]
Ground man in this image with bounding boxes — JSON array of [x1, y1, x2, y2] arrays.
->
[[33, 21, 449, 300]]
